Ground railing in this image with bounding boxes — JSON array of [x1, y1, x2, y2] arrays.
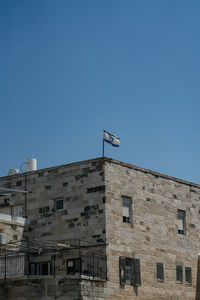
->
[[0, 250, 107, 280]]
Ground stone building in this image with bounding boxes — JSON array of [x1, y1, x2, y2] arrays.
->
[[0, 157, 199, 299]]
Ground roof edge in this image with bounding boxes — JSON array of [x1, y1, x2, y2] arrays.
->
[[0, 156, 199, 189]]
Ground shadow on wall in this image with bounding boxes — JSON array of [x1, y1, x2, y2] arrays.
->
[[195, 255, 200, 300]]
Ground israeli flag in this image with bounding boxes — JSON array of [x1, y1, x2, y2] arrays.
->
[[103, 130, 120, 147]]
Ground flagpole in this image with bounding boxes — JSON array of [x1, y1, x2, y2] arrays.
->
[[102, 137, 105, 157]]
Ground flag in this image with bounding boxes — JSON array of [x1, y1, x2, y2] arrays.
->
[[103, 130, 120, 147]]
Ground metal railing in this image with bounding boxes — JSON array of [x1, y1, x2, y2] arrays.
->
[[0, 250, 107, 280]]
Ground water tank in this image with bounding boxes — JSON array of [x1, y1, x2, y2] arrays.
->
[[26, 158, 37, 172], [8, 169, 19, 176]]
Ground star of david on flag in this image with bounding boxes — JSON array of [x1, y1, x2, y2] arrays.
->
[[103, 130, 120, 147]]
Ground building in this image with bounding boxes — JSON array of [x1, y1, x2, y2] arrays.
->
[[0, 157, 199, 300]]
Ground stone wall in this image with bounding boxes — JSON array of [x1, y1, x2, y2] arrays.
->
[[104, 159, 200, 300], [0, 214, 25, 254], [0, 277, 108, 300], [1, 157, 200, 299], [0, 159, 106, 246]]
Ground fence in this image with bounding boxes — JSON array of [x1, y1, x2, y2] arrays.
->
[[0, 254, 27, 278], [0, 250, 107, 280]]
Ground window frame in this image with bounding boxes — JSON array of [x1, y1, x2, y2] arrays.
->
[[122, 196, 132, 224], [185, 267, 192, 284], [29, 261, 52, 275], [176, 265, 183, 283], [177, 210, 186, 235], [119, 256, 141, 286], [156, 262, 164, 282], [55, 199, 64, 211], [66, 258, 81, 276]]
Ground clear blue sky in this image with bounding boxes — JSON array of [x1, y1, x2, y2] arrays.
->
[[0, 0, 200, 183]]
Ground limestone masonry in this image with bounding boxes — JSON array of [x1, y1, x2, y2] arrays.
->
[[0, 157, 199, 299]]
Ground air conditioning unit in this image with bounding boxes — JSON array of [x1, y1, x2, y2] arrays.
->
[[0, 234, 6, 245]]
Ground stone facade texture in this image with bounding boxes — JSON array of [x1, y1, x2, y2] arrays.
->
[[0, 157, 199, 299]]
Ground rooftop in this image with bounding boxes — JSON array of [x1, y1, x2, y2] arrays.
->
[[0, 157, 199, 189]]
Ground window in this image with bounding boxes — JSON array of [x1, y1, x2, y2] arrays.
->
[[67, 258, 80, 275], [45, 185, 51, 190], [56, 199, 64, 211], [122, 197, 131, 223], [119, 257, 141, 286], [176, 265, 183, 283], [185, 267, 192, 284], [156, 263, 164, 281], [29, 262, 52, 275], [178, 210, 186, 235], [39, 206, 49, 214]]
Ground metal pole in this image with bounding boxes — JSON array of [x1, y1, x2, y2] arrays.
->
[[27, 239, 30, 278], [54, 251, 56, 278], [102, 139, 104, 157], [4, 255, 6, 280], [24, 172, 27, 218], [79, 240, 82, 277], [93, 254, 95, 279]]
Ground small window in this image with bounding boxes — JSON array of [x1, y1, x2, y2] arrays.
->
[[16, 181, 22, 187], [39, 206, 49, 214], [157, 263, 164, 281], [67, 258, 80, 275], [122, 197, 131, 223], [56, 199, 64, 211], [119, 257, 141, 286], [29, 262, 52, 275], [176, 265, 183, 283], [63, 182, 68, 187], [45, 185, 51, 190], [185, 267, 192, 284], [178, 210, 186, 235]]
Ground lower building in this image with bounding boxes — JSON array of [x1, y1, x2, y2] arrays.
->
[[0, 157, 199, 299]]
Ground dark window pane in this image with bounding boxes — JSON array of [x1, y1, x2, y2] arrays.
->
[[176, 265, 183, 283], [67, 258, 80, 275], [157, 263, 164, 281], [133, 259, 141, 286], [185, 267, 192, 284], [56, 199, 63, 211]]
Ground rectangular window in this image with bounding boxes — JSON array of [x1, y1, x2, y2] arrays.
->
[[45, 185, 51, 190], [122, 197, 131, 223], [119, 257, 141, 286], [29, 262, 52, 275], [56, 199, 64, 211], [176, 265, 183, 283], [185, 267, 192, 284], [67, 258, 80, 275], [178, 210, 186, 235], [157, 263, 164, 281]]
